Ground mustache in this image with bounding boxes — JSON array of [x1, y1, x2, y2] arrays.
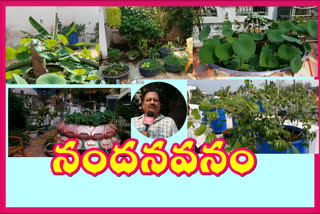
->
[[148, 104, 157, 108]]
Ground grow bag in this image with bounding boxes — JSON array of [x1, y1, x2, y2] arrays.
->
[[209, 108, 227, 133], [138, 59, 161, 77], [159, 47, 173, 59], [56, 122, 120, 150], [208, 55, 308, 76], [256, 125, 308, 154]]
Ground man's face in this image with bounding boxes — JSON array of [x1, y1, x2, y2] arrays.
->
[[142, 91, 160, 117]]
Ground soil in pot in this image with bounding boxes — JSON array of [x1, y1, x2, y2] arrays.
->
[[138, 59, 161, 77], [102, 63, 130, 80]]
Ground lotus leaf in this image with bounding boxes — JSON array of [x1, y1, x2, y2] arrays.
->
[[36, 74, 66, 84], [198, 25, 211, 42], [305, 20, 318, 38], [278, 44, 296, 61], [290, 55, 302, 73], [278, 21, 294, 34], [267, 30, 285, 43], [232, 35, 256, 59], [215, 42, 233, 61]]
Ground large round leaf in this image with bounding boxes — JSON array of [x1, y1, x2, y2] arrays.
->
[[281, 35, 302, 45], [295, 24, 307, 33], [199, 38, 220, 64], [232, 35, 256, 59], [198, 25, 211, 42], [267, 30, 285, 43], [278, 44, 296, 61], [278, 21, 294, 34], [222, 27, 233, 36], [290, 55, 302, 73], [259, 46, 278, 68], [215, 42, 233, 60], [36, 74, 67, 84], [250, 32, 264, 41], [222, 21, 232, 29], [305, 20, 318, 38]]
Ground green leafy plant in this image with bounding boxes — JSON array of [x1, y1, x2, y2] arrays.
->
[[140, 59, 161, 69], [102, 63, 129, 77], [26, 123, 38, 131], [65, 109, 114, 126], [163, 54, 186, 67], [32, 106, 57, 128], [6, 14, 99, 84], [106, 7, 121, 29], [128, 50, 139, 57], [119, 7, 163, 46], [198, 16, 318, 73], [108, 48, 121, 62], [188, 80, 318, 153], [148, 47, 160, 59]]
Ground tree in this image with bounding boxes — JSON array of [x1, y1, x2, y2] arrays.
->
[[190, 87, 204, 104]]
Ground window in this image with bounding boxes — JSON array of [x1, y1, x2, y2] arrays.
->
[[236, 7, 267, 16], [202, 7, 217, 17]]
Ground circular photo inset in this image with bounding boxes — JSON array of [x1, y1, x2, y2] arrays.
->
[[131, 82, 187, 139]]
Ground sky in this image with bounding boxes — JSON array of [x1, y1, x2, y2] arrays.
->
[[187, 79, 318, 94]]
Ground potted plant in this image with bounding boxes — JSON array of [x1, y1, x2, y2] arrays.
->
[[101, 62, 130, 80], [137, 39, 149, 58], [26, 123, 39, 138], [56, 109, 120, 151], [127, 50, 139, 61], [198, 17, 318, 75], [163, 54, 186, 73], [107, 48, 121, 63], [188, 80, 318, 154], [6, 15, 99, 84], [138, 59, 161, 77], [159, 42, 175, 58]]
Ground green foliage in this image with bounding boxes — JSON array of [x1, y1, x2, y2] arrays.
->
[[108, 48, 121, 62], [6, 15, 99, 84], [163, 54, 186, 66], [106, 7, 121, 29], [198, 15, 317, 72], [165, 7, 193, 41], [65, 109, 114, 126], [119, 7, 162, 44], [188, 80, 318, 153], [140, 59, 161, 69], [32, 107, 57, 128]]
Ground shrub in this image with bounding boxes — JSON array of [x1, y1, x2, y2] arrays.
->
[[164, 54, 186, 67], [119, 7, 163, 45]]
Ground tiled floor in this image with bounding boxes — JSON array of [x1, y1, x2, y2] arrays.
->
[[11, 129, 57, 157]]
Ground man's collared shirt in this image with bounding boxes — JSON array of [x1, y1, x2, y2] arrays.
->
[[132, 114, 178, 139]]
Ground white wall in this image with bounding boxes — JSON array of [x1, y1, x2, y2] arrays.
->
[[6, 7, 99, 47]]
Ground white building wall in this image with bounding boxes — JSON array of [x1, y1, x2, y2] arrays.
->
[[6, 7, 99, 47]]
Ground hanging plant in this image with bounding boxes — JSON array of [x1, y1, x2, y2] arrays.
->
[[106, 7, 121, 29]]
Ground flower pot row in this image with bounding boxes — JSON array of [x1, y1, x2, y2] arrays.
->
[[55, 122, 120, 150]]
